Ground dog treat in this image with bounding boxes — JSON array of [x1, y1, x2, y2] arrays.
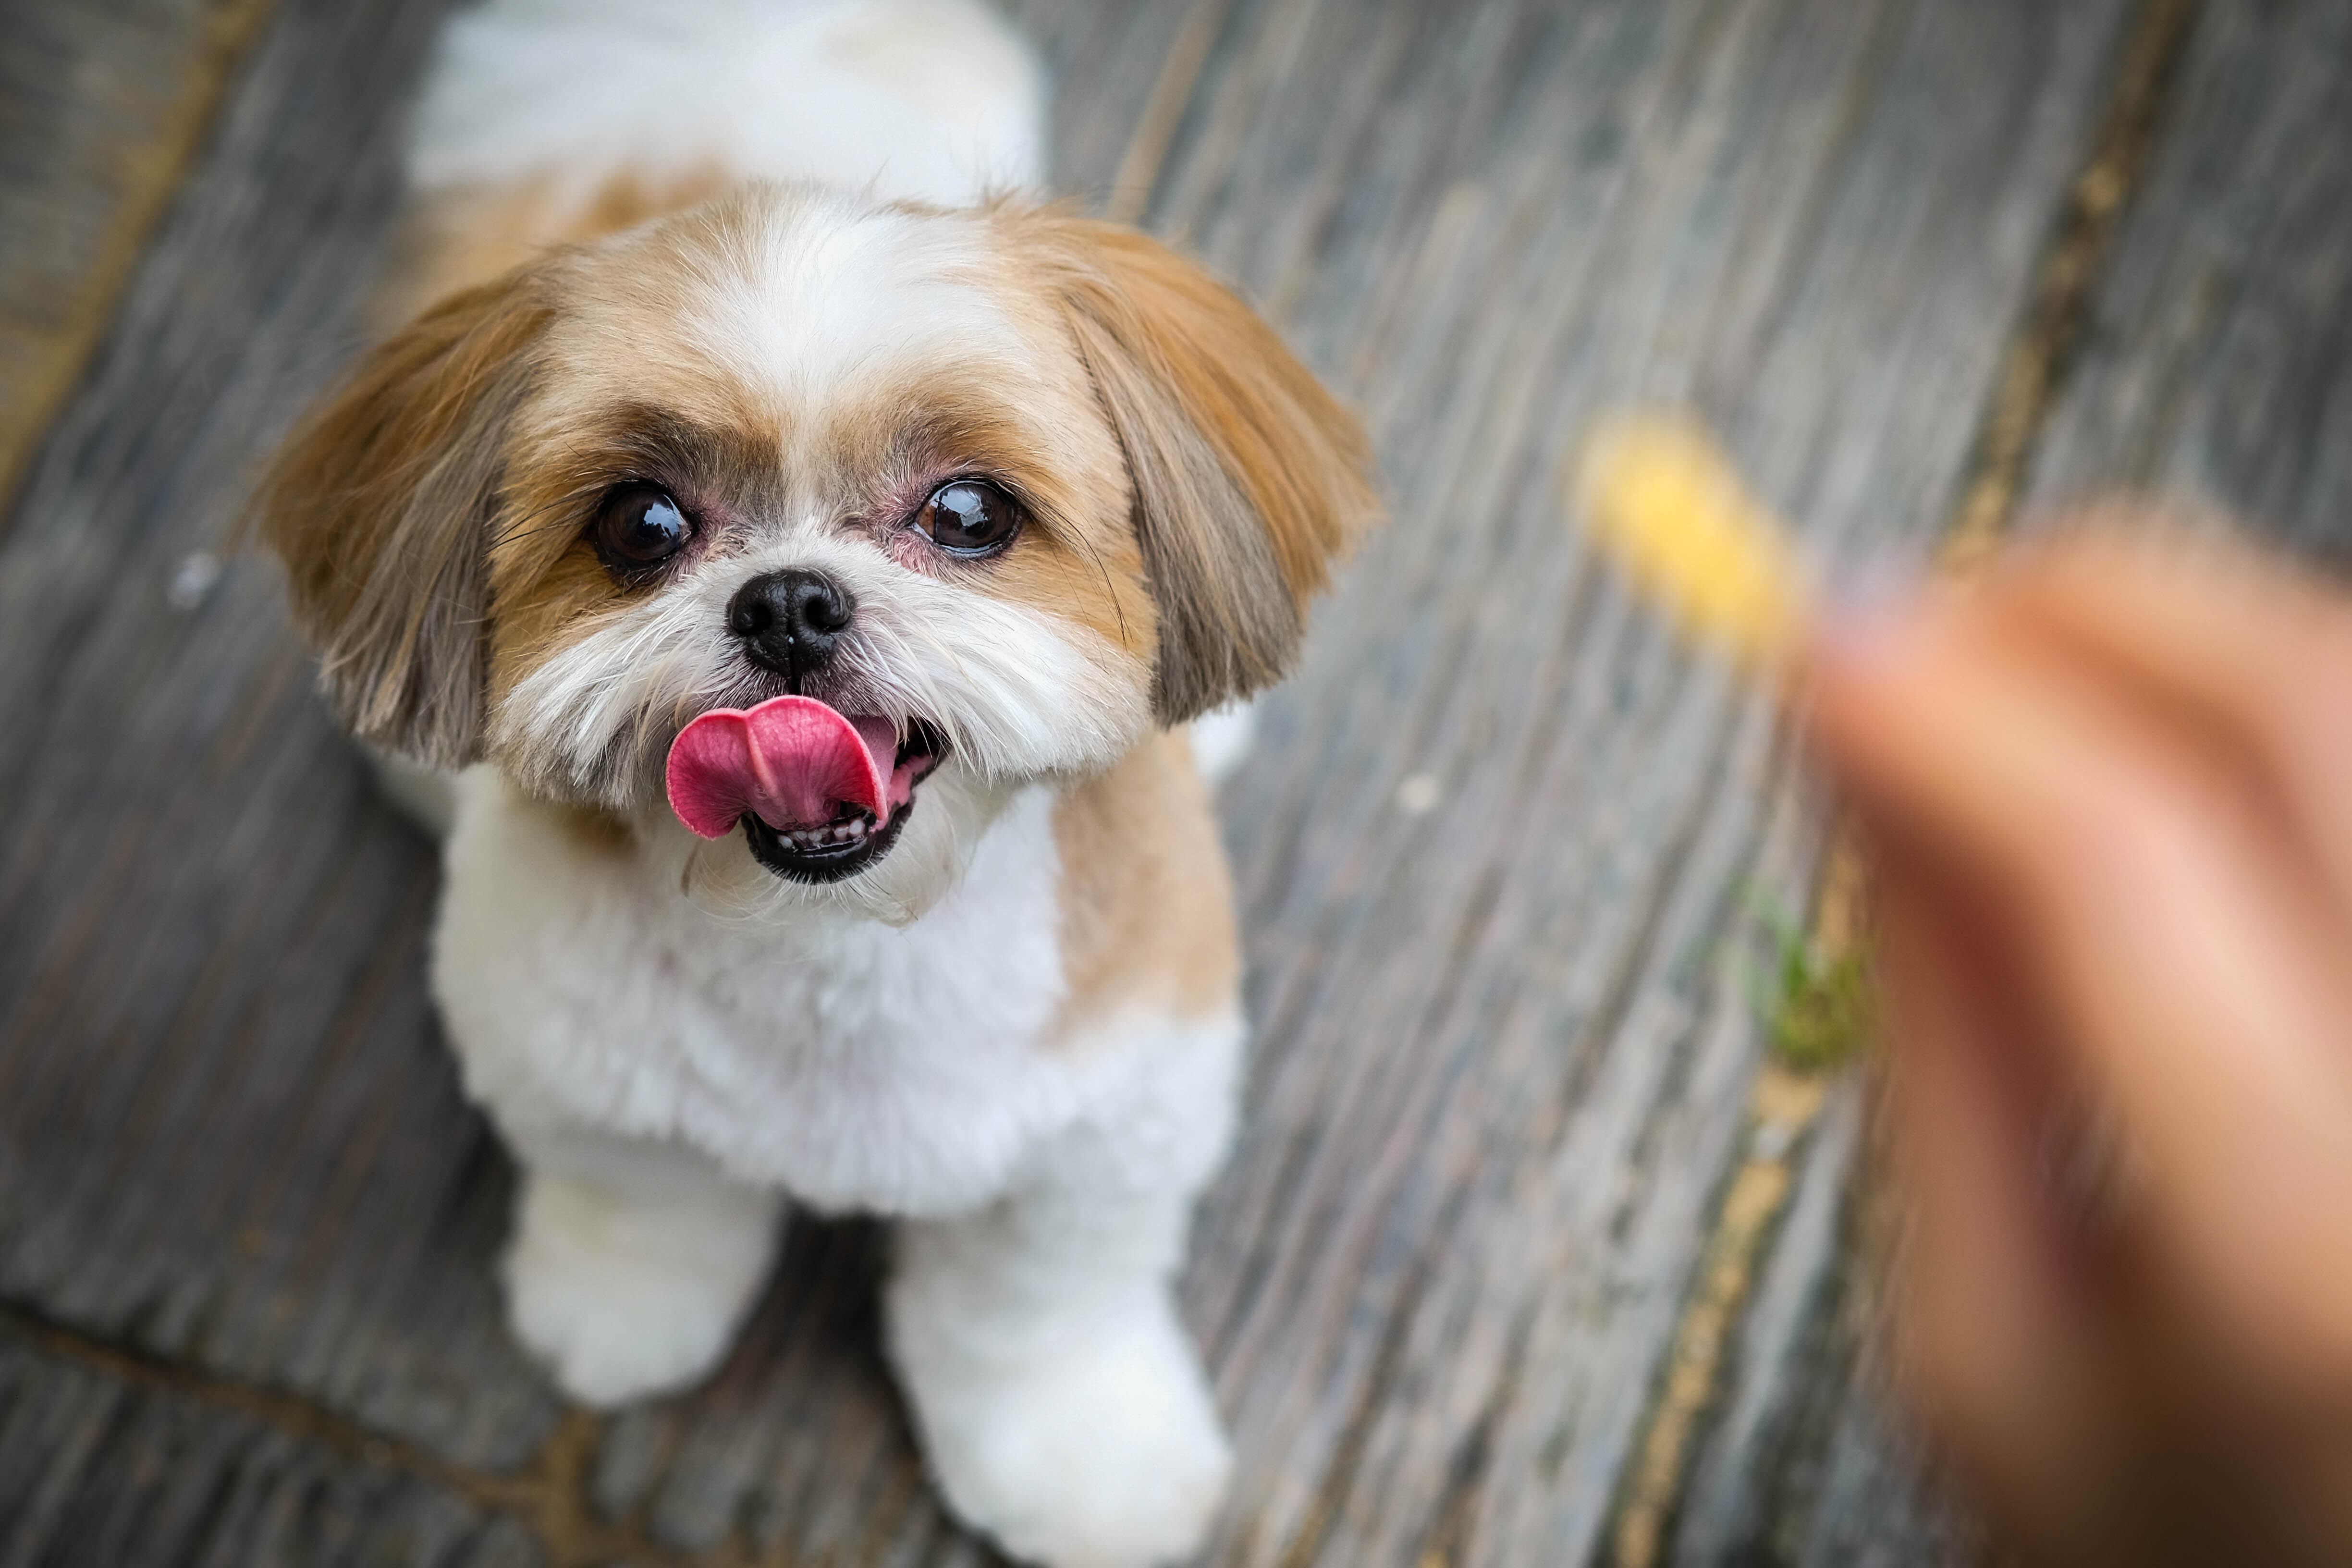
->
[[1576, 415, 1809, 667]]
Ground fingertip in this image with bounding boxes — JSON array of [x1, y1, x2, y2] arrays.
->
[[1800, 589, 1948, 772]]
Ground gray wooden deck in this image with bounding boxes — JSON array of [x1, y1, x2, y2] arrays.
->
[[1, 0, 2345, 1563]]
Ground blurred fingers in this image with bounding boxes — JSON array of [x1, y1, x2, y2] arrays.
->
[[1993, 521, 2352, 917], [1806, 592, 2352, 1381], [1875, 858, 2157, 1562]]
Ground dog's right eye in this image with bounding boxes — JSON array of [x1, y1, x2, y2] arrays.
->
[[592, 484, 694, 576]]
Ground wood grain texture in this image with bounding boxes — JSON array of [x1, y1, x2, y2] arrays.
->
[[2024, 0, 2352, 564], [0, 0, 557, 1476], [1659, 1089, 1987, 1568], [0, 1324, 534, 1568], [1645, 5, 2205, 1562], [0, 0, 2187, 1562], [0, 0, 276, 510], [1667, 6, 2352, 1563], [1149, 4, 2123, 1565]]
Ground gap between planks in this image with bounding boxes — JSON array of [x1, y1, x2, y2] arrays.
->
[[0, 1298, 745, 1568], [1600, 2, 2206, 1565]]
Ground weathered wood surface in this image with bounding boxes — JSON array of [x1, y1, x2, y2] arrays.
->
[[0, 1323, 536, 1568], [0, 0, 274, 504], [2026, 0, 2352, 556], [1648, 5, 2352, 1564], [1092, 7, 2134, 1568], [4, 0, 2333, 1564]]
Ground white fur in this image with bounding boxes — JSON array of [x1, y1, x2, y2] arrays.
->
[[438, 768, 1244, 1561], [483, 514, 1152, 927], [500, 1126, 784, 1404], [1186, 701, 1257, 790], [399, 8, 1248, 1564], [675, 203, 1033, 408], [489, 526, 1151, 815], [445, 772, 1106, 1214], [412, 0, 1045, 208], [888, 1021, 1239, 1568]]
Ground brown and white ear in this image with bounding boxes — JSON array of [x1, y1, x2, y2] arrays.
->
[[254, 266, 551, 766], [1011, 208, 1382, 723]]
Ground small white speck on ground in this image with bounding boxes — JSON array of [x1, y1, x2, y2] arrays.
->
[[168, 551, 221, 611], [1396, 773, 1442, 815]]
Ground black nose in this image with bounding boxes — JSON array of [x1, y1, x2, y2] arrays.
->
[[728, 568, 855, 687]]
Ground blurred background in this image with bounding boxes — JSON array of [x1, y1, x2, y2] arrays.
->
[[1, 0, 2345, 1564]]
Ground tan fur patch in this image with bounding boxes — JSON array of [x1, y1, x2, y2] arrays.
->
[[1051, 729, 1239, 1028], [253, 268, 553, 764], [993, 203, 1384, 721], [486, 545, 624, 711], [391, 163, 735, 321], [552, 799, 637, 858]]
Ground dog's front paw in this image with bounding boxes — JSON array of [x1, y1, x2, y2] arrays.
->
[[891, 1289, 1232, 1568], [502, 1168, 777, 1408]]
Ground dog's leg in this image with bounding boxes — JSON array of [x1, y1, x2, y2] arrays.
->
[[885, 1024, 1240, 1568], [497, 1120, 783, 1408]]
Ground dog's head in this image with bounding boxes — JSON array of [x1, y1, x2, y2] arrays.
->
[[258, 184, 1377, 914]]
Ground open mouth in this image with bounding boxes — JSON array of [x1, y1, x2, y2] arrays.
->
[[666, 697, 946, 884]]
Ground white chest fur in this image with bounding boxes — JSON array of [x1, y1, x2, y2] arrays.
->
[[432, 769, 1121, 1216]]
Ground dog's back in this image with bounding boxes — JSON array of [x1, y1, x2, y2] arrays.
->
[[393, 0, 1046, 310]]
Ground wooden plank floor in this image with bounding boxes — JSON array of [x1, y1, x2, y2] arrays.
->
[[2, 0, 2343, 1563]]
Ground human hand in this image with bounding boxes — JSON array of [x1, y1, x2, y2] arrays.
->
[[1804, 517, 2352, 1566]]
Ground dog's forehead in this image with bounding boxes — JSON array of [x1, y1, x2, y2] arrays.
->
[[551, 194, 1036, 424]]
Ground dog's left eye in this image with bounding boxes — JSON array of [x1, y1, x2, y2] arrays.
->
[[592, 484, 693, 575], [917, 478, 1023, 557]]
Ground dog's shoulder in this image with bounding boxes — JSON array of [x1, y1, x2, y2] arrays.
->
[[1050, 731, 1241, 1033]]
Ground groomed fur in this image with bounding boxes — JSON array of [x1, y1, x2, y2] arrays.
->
[[257, 270, 551, 765], [1005, 206, 1381, 721]]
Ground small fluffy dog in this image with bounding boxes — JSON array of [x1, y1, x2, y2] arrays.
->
[[254, 2, 1378, 1564]]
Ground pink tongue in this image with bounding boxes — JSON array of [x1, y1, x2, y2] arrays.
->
[[666, 695, 899, 840]]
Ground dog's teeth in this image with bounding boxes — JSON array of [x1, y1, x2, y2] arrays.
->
[[772, 814, 878, 855]]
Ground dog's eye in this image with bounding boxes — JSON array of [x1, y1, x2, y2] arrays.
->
[[592, 484, 693, 575], [918, 479, 1022, 557]]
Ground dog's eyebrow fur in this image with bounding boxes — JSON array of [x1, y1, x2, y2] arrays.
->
[[568, 401, 785, 503], [867, 393, 1085, 529]]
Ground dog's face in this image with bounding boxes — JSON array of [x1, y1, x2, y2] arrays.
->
[[259, 184, 1376, 914]]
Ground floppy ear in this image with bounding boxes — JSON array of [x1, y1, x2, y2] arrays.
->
[[1012, 208, 1382, 722], [254, 267, 551, 766]]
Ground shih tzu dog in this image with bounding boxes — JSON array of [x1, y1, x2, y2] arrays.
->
[[254, 1, 1379, 1564]]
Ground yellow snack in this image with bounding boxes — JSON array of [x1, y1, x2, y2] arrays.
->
[[1576, 416, 1809, 668]]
